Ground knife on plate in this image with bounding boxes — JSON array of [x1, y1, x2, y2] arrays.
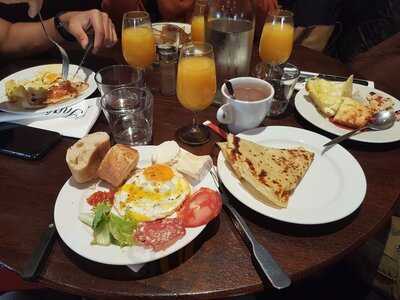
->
[[72, 30, 94, 80], [20, 223, 57, 281], [299, 71, 372, 87]]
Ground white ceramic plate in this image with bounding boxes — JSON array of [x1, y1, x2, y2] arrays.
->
[[217, 126, 367, 225], [152, 22, 191, 35], [295, 84, 400, 143], [0, 64, 96, 115], [54, 146, 214, 265]]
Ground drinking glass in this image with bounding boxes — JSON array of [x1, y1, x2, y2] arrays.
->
[[191, 0, 207, 42], [122, 11, 156, 70], [259, 9, 294, 76], [176, 42, 217, 145], [100, 87, 153, 145], [95, 65, 143, 96]]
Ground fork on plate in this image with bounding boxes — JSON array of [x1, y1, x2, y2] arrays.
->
[[210, 166, 291, 289], [38, 12, 70, 80]]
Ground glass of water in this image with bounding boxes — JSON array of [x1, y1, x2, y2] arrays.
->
[[95, 65, 143, 96], [100, 87, 153, 145]]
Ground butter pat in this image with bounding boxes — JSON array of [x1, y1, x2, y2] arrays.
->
[[174, 148, 213, 182], [152, 141, 213, 182]]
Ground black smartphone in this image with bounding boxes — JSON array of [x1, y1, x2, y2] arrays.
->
[[0, 123, 61, 160]]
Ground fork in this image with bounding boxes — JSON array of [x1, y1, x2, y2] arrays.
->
[[210, 167, 291, 289], [38, 12, 70, 80]]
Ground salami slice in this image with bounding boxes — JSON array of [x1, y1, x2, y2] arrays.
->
[[178, 187, 222, 228], [134, 218, 186, 251]]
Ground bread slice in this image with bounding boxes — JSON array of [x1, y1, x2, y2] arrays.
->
[[306, 75, 353, 117], [218, 134, 314, 208], [66, 132, 111, 183], [97, 144, 139, 187], [332, 97, 372, 129]]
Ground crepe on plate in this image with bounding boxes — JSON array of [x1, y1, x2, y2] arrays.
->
[[218, 134, 314, 208]]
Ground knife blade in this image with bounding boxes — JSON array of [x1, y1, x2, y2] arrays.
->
[[20, 223, 56, 281], [72, 31, 94, 80], [299, 71, 371, 86]]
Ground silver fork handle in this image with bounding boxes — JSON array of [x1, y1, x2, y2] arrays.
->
[[323, 126, 367, 147], [223, 202, 291, 289]]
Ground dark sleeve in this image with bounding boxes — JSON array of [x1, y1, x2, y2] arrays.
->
[[143, 0, 161, 22], [290, 0, 343, 27]]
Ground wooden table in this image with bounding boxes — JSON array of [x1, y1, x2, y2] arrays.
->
[[0, 46, 399, 299]]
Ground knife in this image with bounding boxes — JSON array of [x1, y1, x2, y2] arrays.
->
[[20, 223, 57, 281], [299, 71, 372, 87], [72, 30, 94, 80]]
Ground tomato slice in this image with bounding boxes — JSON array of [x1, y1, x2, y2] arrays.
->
[[87, 191, 115, 206], [178, 187, 222, 227]]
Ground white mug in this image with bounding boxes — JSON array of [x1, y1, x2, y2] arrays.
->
[[217, 77, 274, 134]]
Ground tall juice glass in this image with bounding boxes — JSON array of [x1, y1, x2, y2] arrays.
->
[[122, 11, 156, 70], [176, 42, 216, 145], [191, 0, 207, 42], [259, 10, 294, 74]]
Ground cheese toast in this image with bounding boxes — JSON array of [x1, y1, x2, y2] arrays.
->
[[332, 97, 372, 129], [218, 134, 314, 208]]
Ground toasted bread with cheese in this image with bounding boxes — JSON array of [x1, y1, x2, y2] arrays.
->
[[332, 97, 372, 129], [218, 134, 314, 208], [306, 75, 353, 117]]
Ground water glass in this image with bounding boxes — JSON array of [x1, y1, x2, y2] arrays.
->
[[95, 65, 143, 96], [254, 63, 299, 117], [100, 87, 153, 145]]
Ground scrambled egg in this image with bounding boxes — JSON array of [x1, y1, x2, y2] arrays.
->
[[114, 164, 191, 222]]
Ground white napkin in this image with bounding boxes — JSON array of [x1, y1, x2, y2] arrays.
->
[[126, 263, 145, 272], [0, 98, 101, 139]]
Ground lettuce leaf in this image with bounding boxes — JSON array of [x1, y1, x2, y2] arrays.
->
[[109, 214, 136, 247], [92, 219, 111, 245], [79, 213, 94, 227], [92, 203, 111, 229]]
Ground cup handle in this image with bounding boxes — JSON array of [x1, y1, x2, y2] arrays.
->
[[216, 103, 234, 125]]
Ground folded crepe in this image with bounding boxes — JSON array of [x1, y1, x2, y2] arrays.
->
[[219, 134, 314, 208]]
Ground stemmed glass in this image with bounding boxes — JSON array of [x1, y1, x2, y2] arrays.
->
[[176, 42, 217, 145], [259, 9, 294, 77], [191, 0, 207, 42], [122, 11, 156, 73]]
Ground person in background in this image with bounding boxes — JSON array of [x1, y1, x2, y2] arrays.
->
[[0, 0, 117, 56]]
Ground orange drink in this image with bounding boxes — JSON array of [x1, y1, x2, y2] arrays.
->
[[259, 22, 294, 65], [177, 56, 216, 111], [191, 16, 205, 42], [122, 27, 156, 69]]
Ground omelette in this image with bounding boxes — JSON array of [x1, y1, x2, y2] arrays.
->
[[219, 134, 314, 208], [114, 164, 191, 222]]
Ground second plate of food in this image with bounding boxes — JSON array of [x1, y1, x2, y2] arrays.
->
[[217, 126, 367, 225], [0, 64, 96, 115], [295, 83, 400, 143]]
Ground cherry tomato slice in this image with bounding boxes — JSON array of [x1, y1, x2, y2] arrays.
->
[[178, 187, 222, 227], [87, 191, 114, 206]]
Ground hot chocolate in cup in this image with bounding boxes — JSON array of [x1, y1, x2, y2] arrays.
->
[[217, 77, 274, 134]]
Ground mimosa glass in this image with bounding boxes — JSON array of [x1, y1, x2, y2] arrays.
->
[[191, 0, 207, 42], [259, 9, 294, 76], [176, 42, 216, 145], [122, 11, 156, 70]]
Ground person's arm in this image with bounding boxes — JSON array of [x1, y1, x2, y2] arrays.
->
[[0, 10, 117, 57], [157, 0, 194, 20]]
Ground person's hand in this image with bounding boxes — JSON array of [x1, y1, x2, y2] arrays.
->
[[60, 10, 117, 53], [256, 0, 279, 13], [0, 0, 43, 17]]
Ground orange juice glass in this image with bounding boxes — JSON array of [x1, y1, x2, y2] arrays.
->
[[122, 11, 156, 69], [191, 0, 207, 42], [259, 10, 294, 66], [176, 43, 216, 145]]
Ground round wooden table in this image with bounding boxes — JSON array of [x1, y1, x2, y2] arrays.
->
[[0, 46, 399, 299]]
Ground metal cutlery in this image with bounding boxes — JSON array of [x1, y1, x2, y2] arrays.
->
[[299, 71, 370, 86], [20, 223, 57, 281], [72, 30, 94, 80], [38, 12, 70, 80], [210, 168, 291, 289]]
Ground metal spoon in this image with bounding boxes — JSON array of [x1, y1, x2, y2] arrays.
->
[[225, 80, 235, 98], [324, 110, 396, 147]]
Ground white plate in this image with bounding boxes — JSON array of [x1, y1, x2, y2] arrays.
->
[[0, 64, 96, 115], [217, 126, 367, 225], [295, 84, 400, 143], [152, 22, 191, 34], [54, 146, 214, 265]]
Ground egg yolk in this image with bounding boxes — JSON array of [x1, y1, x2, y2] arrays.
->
[[143, 164, 174, 182]]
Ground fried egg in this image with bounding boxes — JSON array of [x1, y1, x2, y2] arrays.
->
[[114, 164, 191, 222]]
